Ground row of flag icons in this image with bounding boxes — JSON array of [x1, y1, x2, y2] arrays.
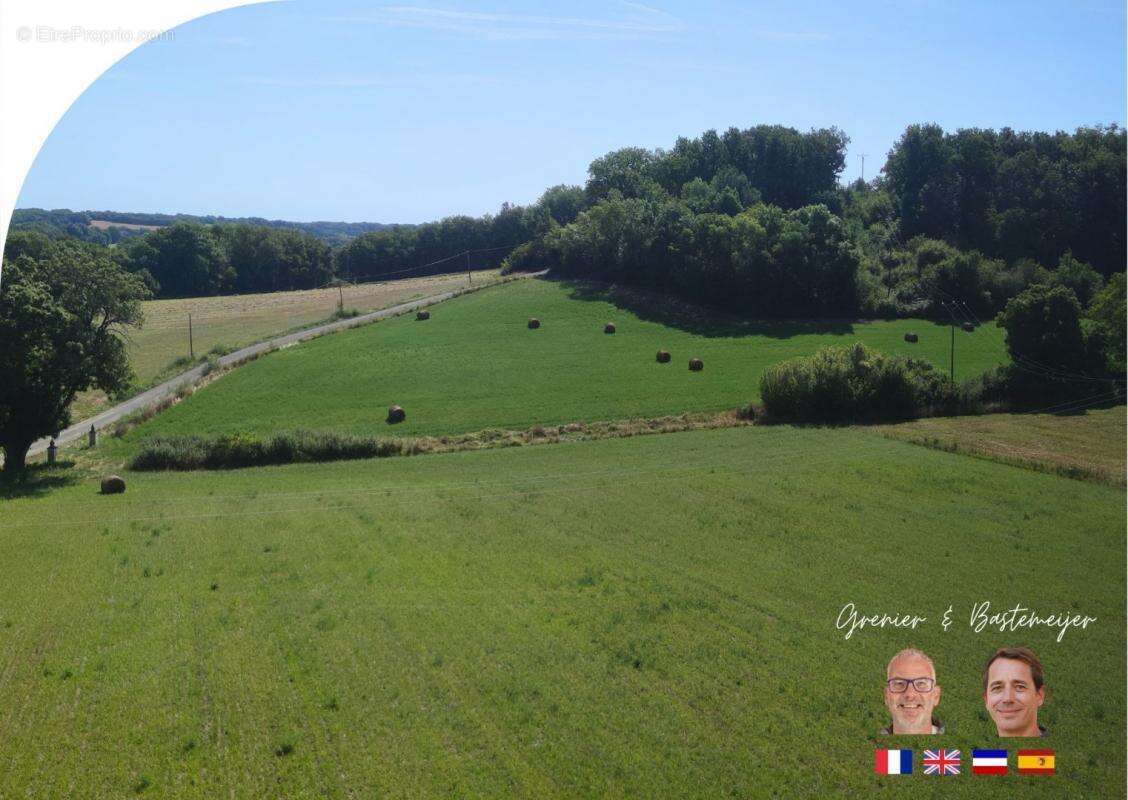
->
[[875, 749, 1055, 776]]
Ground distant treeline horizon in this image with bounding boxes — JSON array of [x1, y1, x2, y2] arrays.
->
[[9, 208, 404, 247], [6, 121, 1125, 316]]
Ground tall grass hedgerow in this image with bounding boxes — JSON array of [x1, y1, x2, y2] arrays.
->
[[130, 430, 410, 470], [759, 343, 981, 422]]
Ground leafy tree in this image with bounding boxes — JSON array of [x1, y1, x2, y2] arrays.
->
[[119, 222, 233, 297], [1086, 272, 1126, 374], [0, 241, 149, 475], [585, 147, 662, 202], [921, 249, 1004, 315], [1050, 251, 1103, 307], [3, 230, 55, 262], [884, 124, 958, 240], [535, 185, 586, 226], [996, 284, 1086, 372], [213, 225, 334, 293]]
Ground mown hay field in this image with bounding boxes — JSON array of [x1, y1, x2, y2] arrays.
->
[[876, 405, 1127, 485], [1, 426, 1123, 797], [70, 270, 502, 420], [115, 277, 1009, 445]]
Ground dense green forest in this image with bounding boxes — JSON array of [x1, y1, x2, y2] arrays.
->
[[7, 122, 1125, 321], [505, 123, 1125, 319]]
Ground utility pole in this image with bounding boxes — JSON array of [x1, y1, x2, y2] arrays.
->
[[466, 250, 472, 286], [859, 153, 868, 183], [950, 321, 955, 382], [188, 313, 194, 359], [941, 302, 957, 381]]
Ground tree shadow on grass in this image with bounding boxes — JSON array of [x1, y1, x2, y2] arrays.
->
[[0, 461, 82, 500], [554, 278, 857, 339]]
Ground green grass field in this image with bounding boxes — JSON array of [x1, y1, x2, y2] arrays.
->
[[117, 278, 1008, 445], [70, 270, 501, 421], [1, 426, 1123, 797]]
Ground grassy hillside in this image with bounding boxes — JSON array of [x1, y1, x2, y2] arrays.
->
[[1, 426, 1122, 797], [119, 278, 1008, 443], [70, 270, 500, 420]]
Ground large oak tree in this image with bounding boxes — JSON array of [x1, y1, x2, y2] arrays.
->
[[0, 237, 149, 475]]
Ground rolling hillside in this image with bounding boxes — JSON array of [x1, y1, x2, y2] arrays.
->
[[118, 277, 1009, 444]]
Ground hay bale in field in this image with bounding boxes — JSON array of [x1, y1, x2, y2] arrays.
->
[[904, 332, 918, 343], [416, 310, 430, 321], [604, 322, 616, 334], [656, 350, 671, 363], [387, 405, 406, 424], [527, 317, 540, 329], [962, 321, 975, 332], [100, 475, 126, 494], [688, 357, 704, 372]]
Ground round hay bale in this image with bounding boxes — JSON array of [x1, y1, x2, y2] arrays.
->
[[387, 405, 406, 424], [604, 322, 616, 334], [527, 317, 540, 329], [962, 321, 975, 332], [416, 310, 430, 321], [100, 475, 126, 495], [656, 350, 671, 363], [904, 332, 918, 343], [688, 357, 704, 372]]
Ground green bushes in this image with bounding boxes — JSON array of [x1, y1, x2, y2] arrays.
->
[[130, 430, 411, 470], [759, 343, 977, 422]]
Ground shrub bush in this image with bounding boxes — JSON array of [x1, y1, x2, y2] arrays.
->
[[759, 343, 980, 422]]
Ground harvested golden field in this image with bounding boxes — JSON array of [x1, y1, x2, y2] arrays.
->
[[88, 220, 163, 231], [875, 404, 1126, 485]]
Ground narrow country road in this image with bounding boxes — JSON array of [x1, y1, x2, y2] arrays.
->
[[28, 273, 543, 458]]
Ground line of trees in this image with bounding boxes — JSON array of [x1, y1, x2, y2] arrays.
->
[[6, 122, 1124, 317], [10, 208, 399, 246], [883, 124, 1125, 275], [504, 122, 1124, 326], [7, 188, 587, 298], [506, 197, 861, 317]]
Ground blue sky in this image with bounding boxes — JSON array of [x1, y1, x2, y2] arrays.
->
[[17, 0, 1127, 223]]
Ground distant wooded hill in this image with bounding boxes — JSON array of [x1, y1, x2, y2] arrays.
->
[[10, 208, 403, 246]]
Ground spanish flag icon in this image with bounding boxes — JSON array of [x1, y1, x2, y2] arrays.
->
[[1017, 749, 1055, 775]]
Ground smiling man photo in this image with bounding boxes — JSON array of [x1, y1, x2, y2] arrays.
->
[[881, 648, 944, 735], [984, 647, 1048, 737]]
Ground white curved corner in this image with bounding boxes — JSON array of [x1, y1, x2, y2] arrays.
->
[[0, 0, 273, 285]]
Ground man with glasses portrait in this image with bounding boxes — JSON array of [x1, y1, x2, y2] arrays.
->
[[880, 648, 945, 735]]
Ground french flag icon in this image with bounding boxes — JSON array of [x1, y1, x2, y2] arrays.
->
[[875, 749, 913, 775]]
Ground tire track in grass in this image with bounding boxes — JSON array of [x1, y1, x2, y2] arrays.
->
[[3, 428, 891, 531], [375, 481, 806, 794]]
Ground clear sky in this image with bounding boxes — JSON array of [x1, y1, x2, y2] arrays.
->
[[17, 0, 1127, 224]]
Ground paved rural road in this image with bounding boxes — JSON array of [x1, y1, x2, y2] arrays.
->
[[29, 274, 543, 458]]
